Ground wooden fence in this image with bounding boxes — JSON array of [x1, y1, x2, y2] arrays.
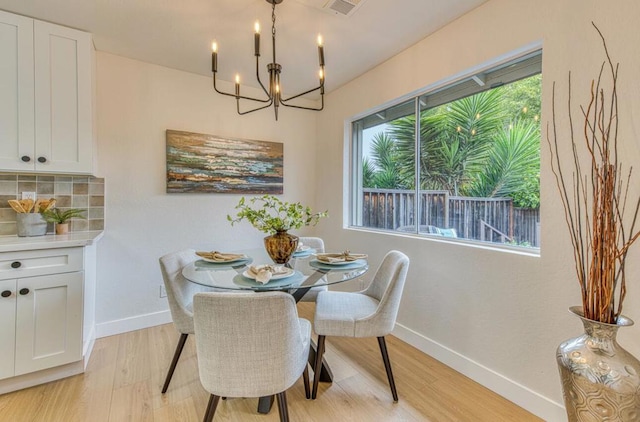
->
[[361, 188, 540, 247]]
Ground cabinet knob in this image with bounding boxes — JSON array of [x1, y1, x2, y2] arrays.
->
[[37, 157, 47, 163], [1, 290, 11, 298], [11, 261, 21, 269], [21, 156, 31, 162], [19, 288, 29, 296]]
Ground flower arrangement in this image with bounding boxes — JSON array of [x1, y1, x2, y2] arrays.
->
[[547, 23, 640, 323], [228, 195, 327, 235]]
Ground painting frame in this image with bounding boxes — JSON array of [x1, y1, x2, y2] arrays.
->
[[166, 130, 284, 194]]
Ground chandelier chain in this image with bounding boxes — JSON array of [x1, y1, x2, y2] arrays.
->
[[272, 2, 276, 36]]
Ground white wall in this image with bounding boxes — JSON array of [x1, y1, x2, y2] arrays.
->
[[316, 0, 640, 421], [95, 52, 319, 331]]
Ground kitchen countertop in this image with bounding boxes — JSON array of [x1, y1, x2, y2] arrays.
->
[[0, 231, 104, 252]]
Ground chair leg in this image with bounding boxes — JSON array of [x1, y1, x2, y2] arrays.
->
[[203, 394, 220, 422], [377, 336, 399, 402], [312, 335, 326, 399], [276, 392, 289, 422], [161, 333, 189, 393], [302, 365, 310, 399]]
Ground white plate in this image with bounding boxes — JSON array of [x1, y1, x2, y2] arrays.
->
[[242, 267, 295, 281], [200, 255, 247, 264], [293, 248, 316, 257], [313, 259, 359, 266], [309, 259, 368, 270]]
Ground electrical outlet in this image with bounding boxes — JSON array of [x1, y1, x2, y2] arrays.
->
[[159, 285, 167, 298], [21, 192, 36, 201]]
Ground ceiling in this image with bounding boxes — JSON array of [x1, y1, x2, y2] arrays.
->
[[0, 0, 487, 97]]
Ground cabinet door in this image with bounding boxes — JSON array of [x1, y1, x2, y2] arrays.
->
[[34, 21, 93, 174], [14, 272, 83, 376], [0, 11, 34, 171], [0, 279, 16, 380]]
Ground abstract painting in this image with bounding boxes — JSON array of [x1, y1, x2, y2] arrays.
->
[[166, 130, 283, 194]]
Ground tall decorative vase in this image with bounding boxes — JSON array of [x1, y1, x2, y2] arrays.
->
[[264, 230, 298, 264], [556, 306, 640, 421]]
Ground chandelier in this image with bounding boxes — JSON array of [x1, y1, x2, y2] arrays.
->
[[210, 0, 325, 121]]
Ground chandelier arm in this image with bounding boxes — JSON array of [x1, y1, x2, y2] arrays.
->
[[213, 73, 271, 103], [280, 83, 324, 103], [254, 57, 271, 98], [237, 97, 275, 115], [280, 92, 324, 111]]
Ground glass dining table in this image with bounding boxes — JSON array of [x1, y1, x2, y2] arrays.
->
[[182, 247, 368, 301], [181, 246, 369, 413]]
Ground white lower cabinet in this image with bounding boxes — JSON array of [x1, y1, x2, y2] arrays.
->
[[0, 279, 16, 380], [0, 248, 84, 381]]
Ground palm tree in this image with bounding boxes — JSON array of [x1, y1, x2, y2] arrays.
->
[[367, 132, 408, 189], [390, 90, 505, 194], [465, 119, 540, 198], [360, 76, 541, 204]]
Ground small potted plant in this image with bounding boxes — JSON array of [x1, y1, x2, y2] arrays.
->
[[228, 195, 327, 263], [41, 208, 86, 235]]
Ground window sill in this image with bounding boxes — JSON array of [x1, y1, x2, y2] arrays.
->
[[344, 226, 540, 258]]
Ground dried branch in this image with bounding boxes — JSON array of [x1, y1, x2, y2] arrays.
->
[[546, 23, 638, 323]]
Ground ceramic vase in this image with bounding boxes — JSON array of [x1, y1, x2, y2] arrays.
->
[[556, 306, 640, 421], [55, 223, 70, 235], [264, 230, 298, 264], [16, 213, 47, 237]]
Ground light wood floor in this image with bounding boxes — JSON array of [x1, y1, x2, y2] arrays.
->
[[0, 303, 542, 422]]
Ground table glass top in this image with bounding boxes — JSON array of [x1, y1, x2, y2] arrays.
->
[[182, 247, 368, 291]]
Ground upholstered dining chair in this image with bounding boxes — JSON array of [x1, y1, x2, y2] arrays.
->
[[297, 236, 327, 302], [159, 249, 215, 393], [311, 250, 409, 401], [193, 291, 311, 422]]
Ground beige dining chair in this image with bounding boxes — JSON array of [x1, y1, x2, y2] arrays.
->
[[159, 249, 216, 393], [311, 250, 409, 401], [297, 236, 327, 302], [193, 291, 311, 422]]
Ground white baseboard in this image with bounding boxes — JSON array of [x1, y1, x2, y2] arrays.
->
[[96, 310, 172, 338], [392, 323, 566, 422], [82, 325, 96, 370]]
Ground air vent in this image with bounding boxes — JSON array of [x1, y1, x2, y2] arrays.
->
[[325, 0, 366, 17], [291, 0, 367, 17]]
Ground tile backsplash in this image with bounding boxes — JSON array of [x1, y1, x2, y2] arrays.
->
[[0, 174, 105, 236]]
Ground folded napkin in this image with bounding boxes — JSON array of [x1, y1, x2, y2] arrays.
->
[[316, 251, 368, 264], [247, 264, 288, 284], [196, 251, 245, 262]]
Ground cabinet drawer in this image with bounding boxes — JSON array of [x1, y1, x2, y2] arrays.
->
[[0, 248, 83, 280]]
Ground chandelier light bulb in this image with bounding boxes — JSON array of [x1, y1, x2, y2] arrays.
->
[[317, 35, 323, 46], [319, 69, 324, 80], [235, 74, 240, 84], [211, 41, 217, 53], [254, 21, 260, 33]]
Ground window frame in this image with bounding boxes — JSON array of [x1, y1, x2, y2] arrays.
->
[[347, 44, 543, 253]]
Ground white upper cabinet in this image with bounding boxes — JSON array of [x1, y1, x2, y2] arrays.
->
[[0, 11, 34, 172], [0, 10, 94, 174]]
